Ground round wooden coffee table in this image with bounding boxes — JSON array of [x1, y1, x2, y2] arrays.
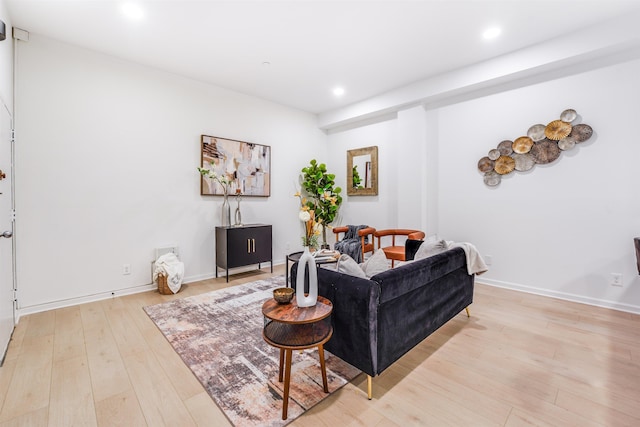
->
[[261, 296, 333, 420]]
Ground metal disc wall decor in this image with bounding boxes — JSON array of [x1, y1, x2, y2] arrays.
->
[[497, 140, 514, 156], [494, 155, 516, 175], [478, 156, 495, 173], [560, 109, 577, 122], [488, 149, 501, 160], [513, 153, 535, 171], [512, 136, 534, 154], [544, 120, 572, 140], [558, 136, 577, 151], [530, 139, 561, 164], [527, 124, 546, 142], [477, 108, 595, 186], [571, 124, 593, 142], [483, 171, 501, 186]]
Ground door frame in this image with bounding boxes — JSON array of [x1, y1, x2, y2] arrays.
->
[[0, 100, 16, 365]]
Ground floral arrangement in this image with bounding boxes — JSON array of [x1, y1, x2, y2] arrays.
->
[[295, 191, 321, 248], [198, 167, 230, 193], [300, 159, 342, 247]]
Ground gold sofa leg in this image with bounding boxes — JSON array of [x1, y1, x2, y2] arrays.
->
[[367, 375, 372, 400], [465, 307, 470, 317]]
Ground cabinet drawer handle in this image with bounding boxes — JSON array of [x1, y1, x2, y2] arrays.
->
[[252, 239, 256, 252], [247, 239, 251, 253]]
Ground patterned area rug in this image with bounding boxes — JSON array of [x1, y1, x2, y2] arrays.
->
[[144, 275, 360, 427]]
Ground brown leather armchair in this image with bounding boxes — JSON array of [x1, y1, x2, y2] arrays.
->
[[374, 229, 425, 267], [333, 226, 376, 263]]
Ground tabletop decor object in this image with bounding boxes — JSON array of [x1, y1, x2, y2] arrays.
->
[[197, 167, 231, 226], [233, 189, 243, 226], [294, 191, 320, 307], [273, 287, 294, 304]]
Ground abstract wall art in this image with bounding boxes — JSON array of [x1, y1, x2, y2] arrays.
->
[[200, 135, 271, 196]]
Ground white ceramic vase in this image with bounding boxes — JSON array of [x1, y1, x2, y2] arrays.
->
[[296, 246, 318, 307]]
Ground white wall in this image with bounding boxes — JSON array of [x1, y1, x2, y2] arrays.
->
[[329, 58, 640, 313], [0, 0, 12, 111], [437, 59, 640, 313], [15, 35, 326, 313], [11, 12, 640, 315], [326, 116, 397, 238], [396, 106, 428, 231]]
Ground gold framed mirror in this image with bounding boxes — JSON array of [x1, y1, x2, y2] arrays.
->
[[347, 146, 378, 196]]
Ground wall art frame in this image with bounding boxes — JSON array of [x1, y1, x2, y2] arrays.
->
[[200, 135, 271, 197]]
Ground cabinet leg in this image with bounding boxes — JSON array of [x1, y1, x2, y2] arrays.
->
[[282, 349, 292, 420], [318, 344, 329, 393], [226, 268, 229, 283]]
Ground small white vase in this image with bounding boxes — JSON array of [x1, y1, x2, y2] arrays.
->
[[296, 246, 318, 307]]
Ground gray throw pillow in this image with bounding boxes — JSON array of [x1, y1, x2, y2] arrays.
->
[[414, 239, 449, 260], [359, 249, 389, 277], [325, 254, 367, 278]]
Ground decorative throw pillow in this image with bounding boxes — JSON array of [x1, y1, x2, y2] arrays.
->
[[414, 239, 449, 260], [423, 233, 439, 245], [359, 249, 390, 278], [334, 254, 367, 278]]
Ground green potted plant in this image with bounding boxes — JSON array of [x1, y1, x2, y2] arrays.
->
[[300, 159, 343, 249]]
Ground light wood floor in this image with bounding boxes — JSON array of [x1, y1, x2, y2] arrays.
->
[[0, 265, 638, 426]]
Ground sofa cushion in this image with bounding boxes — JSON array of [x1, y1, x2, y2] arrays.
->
[[360, 249, 389, 278]]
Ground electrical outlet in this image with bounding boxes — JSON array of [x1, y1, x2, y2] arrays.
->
[[610, 273, 623, 287], [484, 255, 492, 266], [123, 264, 131, 275]]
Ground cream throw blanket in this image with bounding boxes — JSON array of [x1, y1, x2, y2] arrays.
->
[[153, 253, 185, 293], [445, 241, 488, 275]]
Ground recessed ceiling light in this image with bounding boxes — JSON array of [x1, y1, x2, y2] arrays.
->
[[121, 3, 144, 21], [333, 87, 345, 97], [482, 27, 501, 40]]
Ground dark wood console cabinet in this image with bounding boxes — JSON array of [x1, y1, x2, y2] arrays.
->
[[215, 224, 273, 282]]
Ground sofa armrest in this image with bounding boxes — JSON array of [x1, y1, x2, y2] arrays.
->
[[292, 264, 380, 376]]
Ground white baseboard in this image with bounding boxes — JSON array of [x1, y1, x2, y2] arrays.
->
[[16, 260, 285, 320], [16, 283, 157, 320], [478, 278, 640, 315]]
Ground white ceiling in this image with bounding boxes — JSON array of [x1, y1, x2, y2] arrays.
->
[[6, 0, 640, 114]]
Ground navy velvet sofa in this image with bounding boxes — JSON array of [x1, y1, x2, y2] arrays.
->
[[292, 246, 474, 399]]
